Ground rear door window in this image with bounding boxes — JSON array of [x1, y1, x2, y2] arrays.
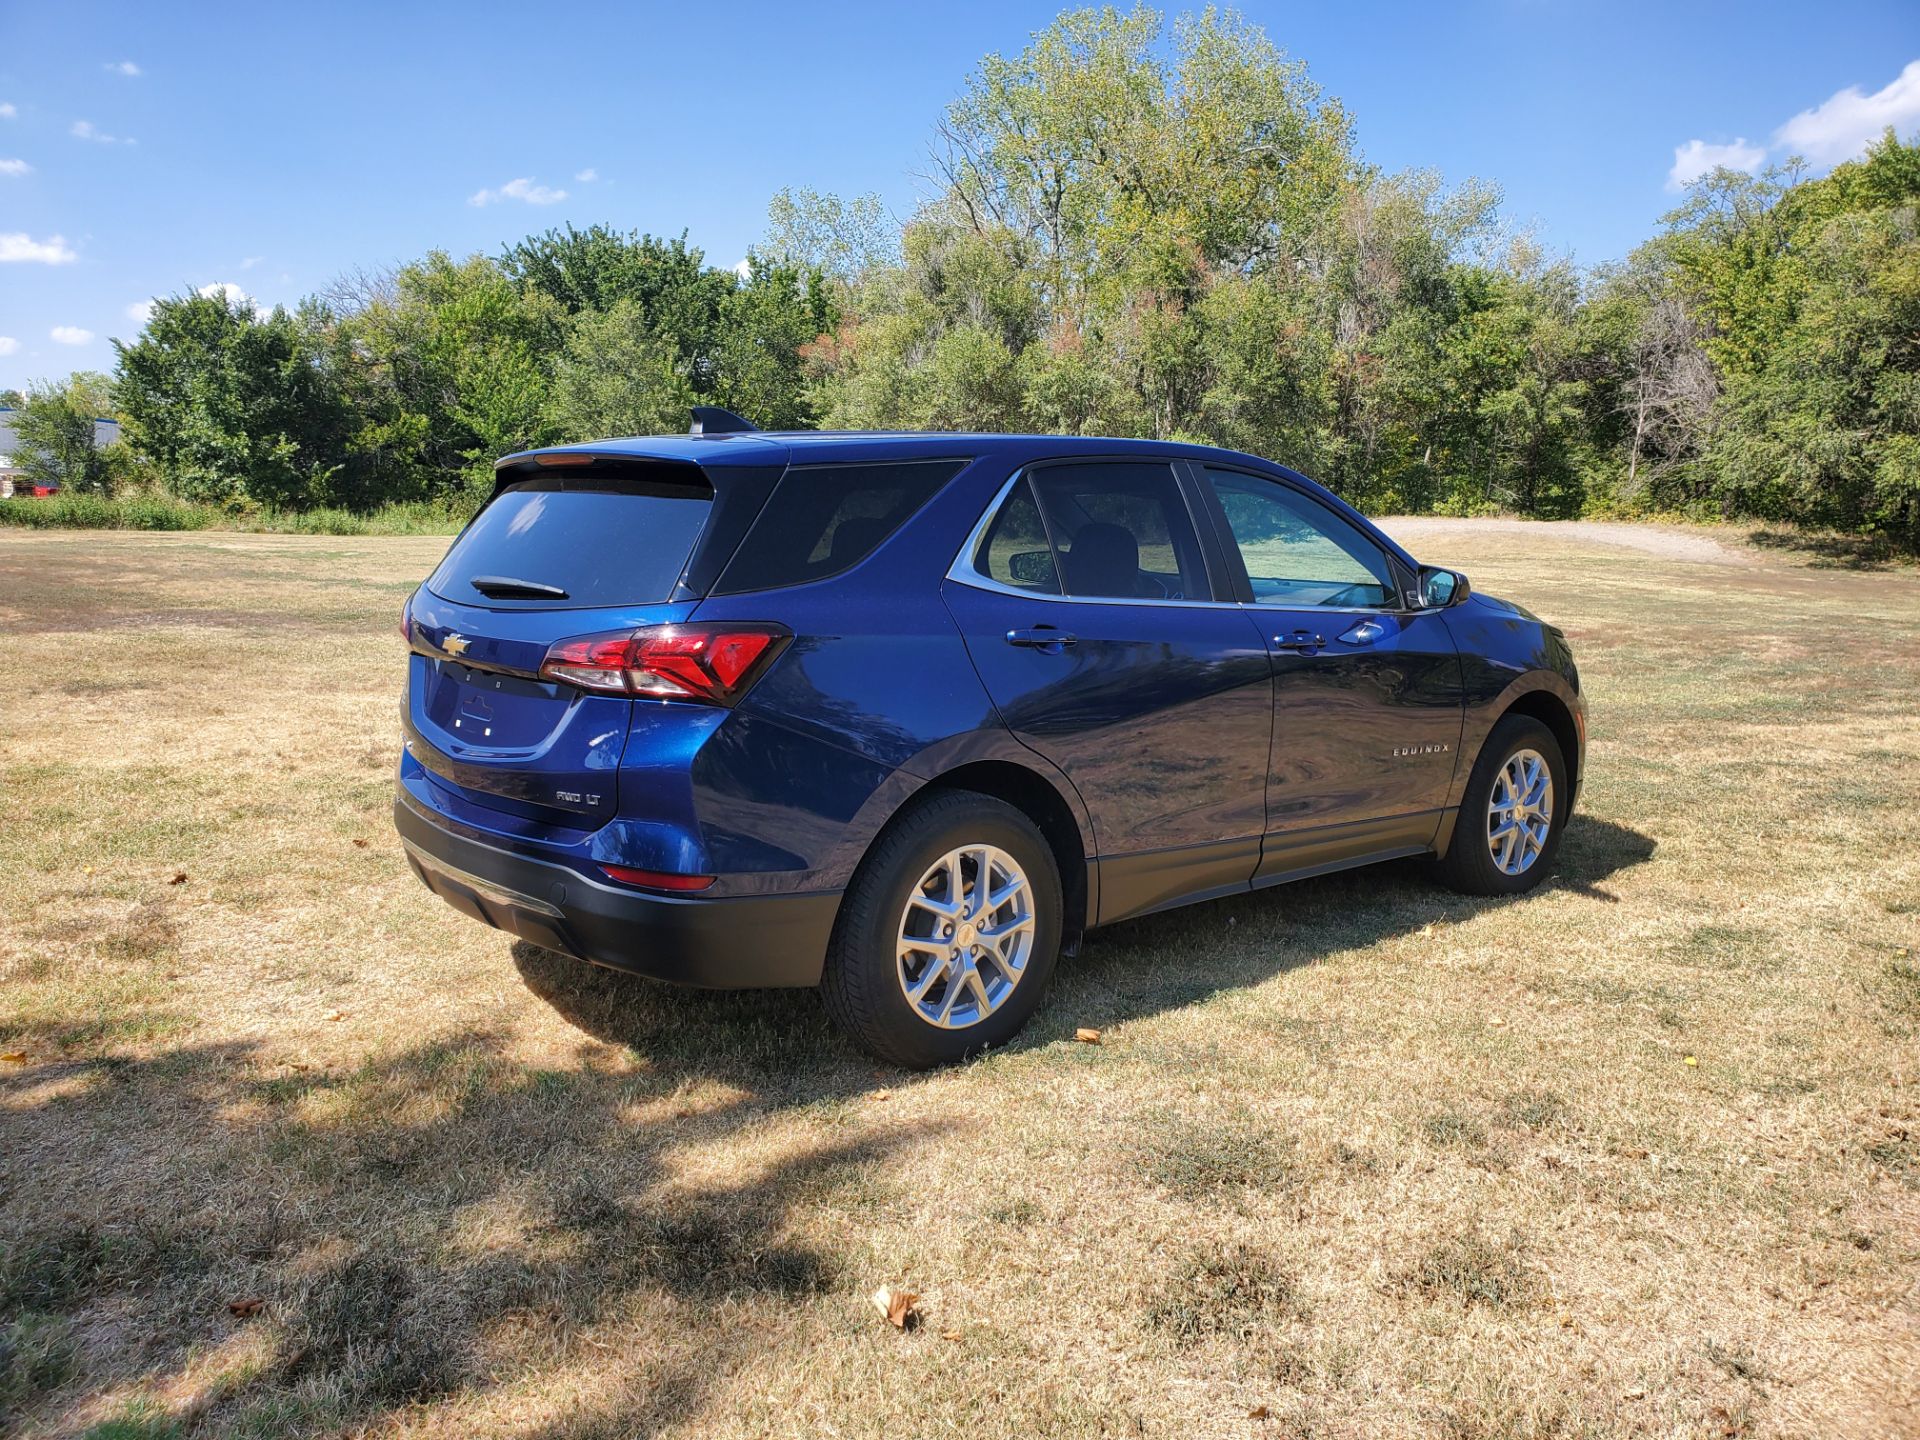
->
[[714, 459, 967, 594], [428, 467, 712, 609], [1028, 463, 1210, 601]]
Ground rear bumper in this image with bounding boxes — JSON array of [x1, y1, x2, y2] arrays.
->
[[394, 797, 838, 988]]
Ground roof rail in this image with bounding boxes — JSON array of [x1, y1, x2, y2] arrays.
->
[[689, 406, 761, 436]]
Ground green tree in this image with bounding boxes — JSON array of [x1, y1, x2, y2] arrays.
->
[[1658, 130, 1920, 542], [764, 188, 897, 286], [324, 252, 565, 501], [547, 301, 696, 440], [113, 291, 348, 507], [11, 372, 123, 494]]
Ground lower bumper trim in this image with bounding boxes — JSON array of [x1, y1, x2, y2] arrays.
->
[[396, 797, 839, 988]]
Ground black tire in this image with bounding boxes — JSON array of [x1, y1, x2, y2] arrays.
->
[[1437, 714, 1569, 896], [821, 790, 1063, 1069]]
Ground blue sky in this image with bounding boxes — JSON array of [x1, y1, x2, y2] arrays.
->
[[2, 0, 1916, 393]]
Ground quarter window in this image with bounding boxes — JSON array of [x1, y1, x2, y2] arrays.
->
[[975, 476, 1061, 594], [714, 459, 965, 594], [1204, 468, 1395, 608]]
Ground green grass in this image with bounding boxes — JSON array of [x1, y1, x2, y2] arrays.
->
[[0, 492, 469, 535]]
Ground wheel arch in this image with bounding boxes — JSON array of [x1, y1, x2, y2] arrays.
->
[[1498, 686, 1582, 799], [911, 760, 1093, 945]]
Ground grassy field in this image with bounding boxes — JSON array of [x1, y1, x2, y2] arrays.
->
[[1, 526, 1916, 1440]]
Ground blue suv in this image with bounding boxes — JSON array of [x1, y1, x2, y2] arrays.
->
[[396, 413, 1584, 1066]]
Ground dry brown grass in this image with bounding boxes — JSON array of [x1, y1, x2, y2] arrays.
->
[[2, 526, 1916, 1439]]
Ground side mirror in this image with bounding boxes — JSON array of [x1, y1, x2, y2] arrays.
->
[[1417, 566, 1471, 609], [1008, 549, 1057, 587]]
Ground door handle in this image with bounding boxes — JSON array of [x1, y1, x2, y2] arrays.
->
[[1272, 630, 1324, 653], [1006, 626, 1077, 652]]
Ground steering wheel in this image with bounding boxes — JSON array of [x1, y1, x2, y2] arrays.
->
[[1320, 582, 1379, 608], [1137, 572, 1170, 600]]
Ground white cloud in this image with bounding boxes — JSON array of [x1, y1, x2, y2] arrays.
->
[[1776, 58, 1920, 168], [0, 336, 18, 356], [122, 284, 271, 328], [199, 282, 274, 315], [0, 232, 77, 264], [574, 167, 598, 182], [0, 158, 28, 177], [50, 326, 94, 346], [239, 254, 264, 269], [732, 258, 752, 280], [0, 103, 15, 119], [468, 176, 567, 206], [105, 60, 142, 77], [1666, 137, 1767, 191], [71, 119, 133, 144], [1668, 58, 1920, 193]]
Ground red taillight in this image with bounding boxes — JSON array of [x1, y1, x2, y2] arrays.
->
[[599, 864, 715, 891], [539, 624, 790, 705], [400, 594, 413, 645]]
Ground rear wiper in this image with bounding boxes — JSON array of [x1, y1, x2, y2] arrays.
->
[[469, 574, 570, 600]]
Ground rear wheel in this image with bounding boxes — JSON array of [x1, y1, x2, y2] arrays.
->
[[1437, 714, 1568, 896], [821, 791, 1062, 1068]]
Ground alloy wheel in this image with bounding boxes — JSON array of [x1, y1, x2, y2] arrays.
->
[[1487, 746, 1554, 876], [896, 844, 1036, 1029]]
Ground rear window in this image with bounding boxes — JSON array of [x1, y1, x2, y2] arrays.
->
[[713, 459, 967, 594], [427, 467, 712, 609]]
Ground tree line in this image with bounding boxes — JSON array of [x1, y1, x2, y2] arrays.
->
[[9, 7, 1919, 548]]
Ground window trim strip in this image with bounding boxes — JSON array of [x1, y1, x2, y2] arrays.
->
[[946, 464, 1429, 617]]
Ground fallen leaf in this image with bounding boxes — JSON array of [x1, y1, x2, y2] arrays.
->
[[870, 1088, 892, 1101], [227, 1298, 264, 1318], [325, 1011, 345, 1022], [168, 871, 188, 886], [1249, 1404, 1272, 1419], [1623, 1386, 1646, 1401], [1074, 1027, 1102, 1045], [1, 1051, 26, 1065], [940, 1329, 962, 1342], [869, 1285, 919, 1329], [352, 838, 370, 849], [82, 865, 95, 876], [1490, 1016, 1507, 1027], [1684, 1055, 1699, 1067]]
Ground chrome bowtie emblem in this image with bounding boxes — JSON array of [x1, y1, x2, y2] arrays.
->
[[443, 633, 471, 657]]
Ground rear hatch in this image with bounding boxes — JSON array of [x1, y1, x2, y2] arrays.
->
[[404, 455, 730, 829]]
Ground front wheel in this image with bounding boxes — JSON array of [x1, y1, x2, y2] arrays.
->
[[1437, 714, 1569, 896], [821, 791, 1063, 1068]]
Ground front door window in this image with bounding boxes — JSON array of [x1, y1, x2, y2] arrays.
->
[[1204, 467, 1396, 609]]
